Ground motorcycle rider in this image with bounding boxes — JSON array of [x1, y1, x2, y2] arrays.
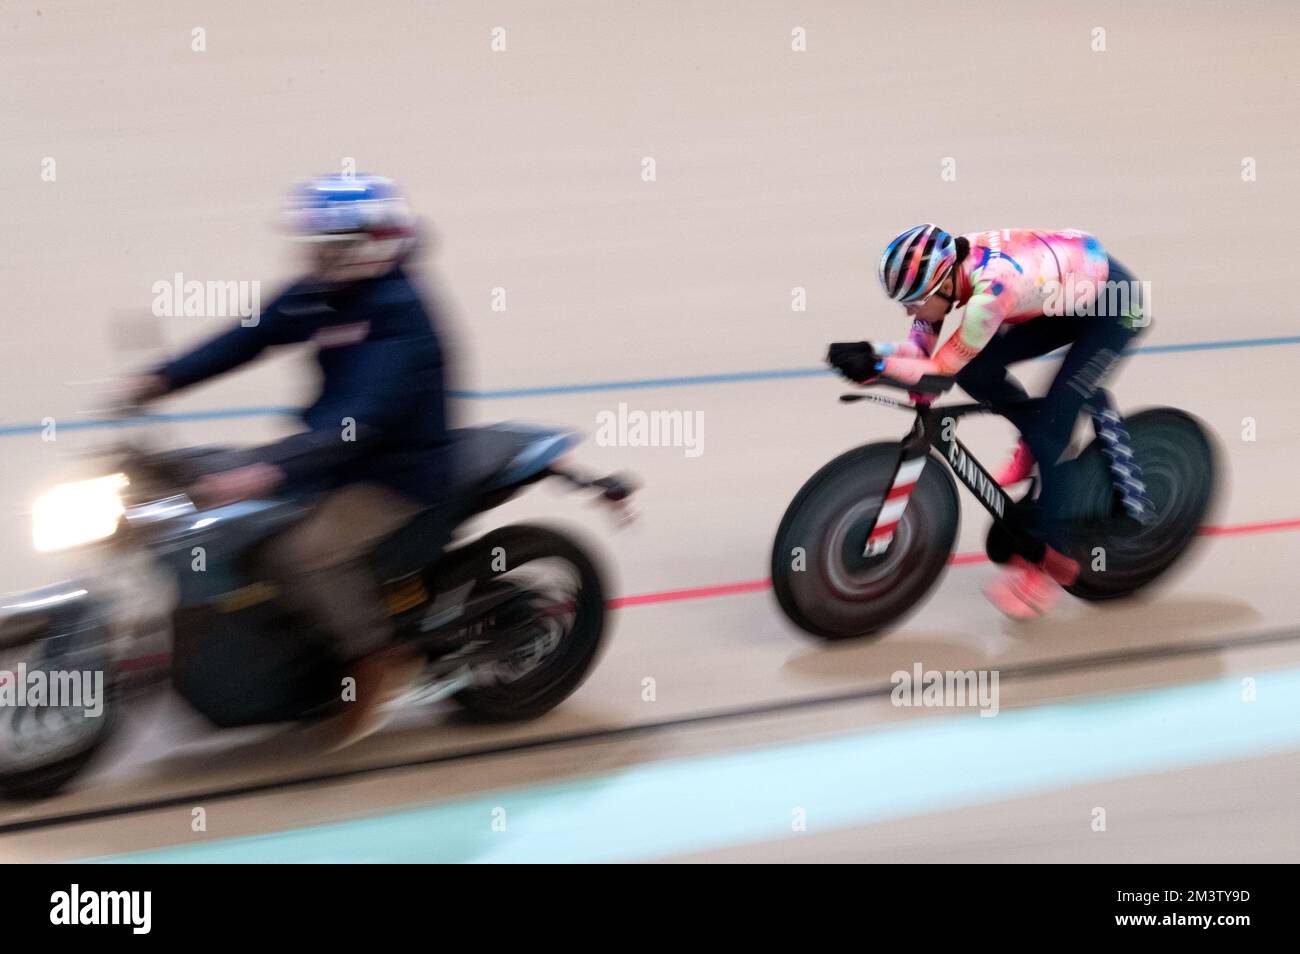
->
[[829, 225, 1147, 619], [126, 174, 454, 746]]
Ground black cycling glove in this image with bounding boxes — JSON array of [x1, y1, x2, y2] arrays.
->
[[827, 341, 882, 383]]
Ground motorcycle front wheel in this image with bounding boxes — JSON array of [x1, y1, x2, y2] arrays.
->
[[0, 643, 116, 800]]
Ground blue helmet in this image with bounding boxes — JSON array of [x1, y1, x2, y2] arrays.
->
[[285, 174, 415, 240]]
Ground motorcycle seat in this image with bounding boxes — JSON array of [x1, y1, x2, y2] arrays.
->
[[442, 423, 578, 497], [369, 424, 579, 581]]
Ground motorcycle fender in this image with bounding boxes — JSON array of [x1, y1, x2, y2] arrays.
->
[[0, 582, 104, 652]]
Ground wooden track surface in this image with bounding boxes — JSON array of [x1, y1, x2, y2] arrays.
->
[[1, 1, 1297, 862]]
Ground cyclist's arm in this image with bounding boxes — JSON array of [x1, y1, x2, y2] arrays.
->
[[883, 271, 1015, 383], [907, 317, 941, 357]]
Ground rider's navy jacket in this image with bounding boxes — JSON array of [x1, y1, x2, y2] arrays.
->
[[158, 267, 455, 505]]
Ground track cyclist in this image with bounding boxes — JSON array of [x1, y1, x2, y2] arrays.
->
[[827, 225, 1147, 619]]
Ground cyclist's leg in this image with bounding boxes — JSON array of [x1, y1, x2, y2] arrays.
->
[[956, 318, 1083, 489], [1024, 261, 1147, 552], [954, 319, 1077, 413]]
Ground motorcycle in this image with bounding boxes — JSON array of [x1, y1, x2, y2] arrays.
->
[[0, 410, 636, 798], [771, 367, 1217, 639]]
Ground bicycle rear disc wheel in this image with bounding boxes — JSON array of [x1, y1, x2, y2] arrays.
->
[[1063, 408, 1216, 600]]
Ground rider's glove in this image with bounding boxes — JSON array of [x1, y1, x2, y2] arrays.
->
[[827, 341, 883, 383]]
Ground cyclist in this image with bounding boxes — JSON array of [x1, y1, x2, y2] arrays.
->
[[828, 225, 1146, 619]]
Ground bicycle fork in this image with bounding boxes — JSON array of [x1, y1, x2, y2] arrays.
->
[[862, 415, 939, 557], [863, 410, 1014, 557], [863, 453, 927, 556]]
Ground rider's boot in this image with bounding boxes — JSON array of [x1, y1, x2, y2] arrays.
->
[[994, 439, 1036, 487], [328, 645, 424, 751], [984, 548, 1079, 620]]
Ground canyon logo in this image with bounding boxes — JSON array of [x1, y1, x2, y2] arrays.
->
[[945, 442, 1005, 517]]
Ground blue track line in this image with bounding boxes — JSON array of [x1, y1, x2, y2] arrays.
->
[[3, 333, 1297, 437]]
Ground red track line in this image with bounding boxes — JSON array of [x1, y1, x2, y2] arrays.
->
[[607, 578, 771, 610], [1197, 517, 1300, 537], [109, 515, 1300, 669], [608, 515, 1300, 610]]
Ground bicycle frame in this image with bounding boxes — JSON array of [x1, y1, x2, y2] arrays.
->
[[847, 387, 1153, 558]]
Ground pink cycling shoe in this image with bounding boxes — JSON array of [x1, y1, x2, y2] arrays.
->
[[984, 550, 1080, 621], [994, 439, 1036, 487]]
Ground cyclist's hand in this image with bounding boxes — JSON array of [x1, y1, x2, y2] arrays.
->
[[827, 341, 882, 383]]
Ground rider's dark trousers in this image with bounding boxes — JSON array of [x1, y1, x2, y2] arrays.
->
[[954, 258, 1146, 558], [257, 483, 424, 661]]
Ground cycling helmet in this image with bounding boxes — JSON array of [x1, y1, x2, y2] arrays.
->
[[879, 224, 957, 304]]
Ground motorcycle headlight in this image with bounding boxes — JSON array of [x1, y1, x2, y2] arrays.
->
[[32, 474, 129, 553]]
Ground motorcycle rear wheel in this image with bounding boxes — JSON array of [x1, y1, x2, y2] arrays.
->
[[452, 524, 608, 720]]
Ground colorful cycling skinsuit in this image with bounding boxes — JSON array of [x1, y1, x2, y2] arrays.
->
[[890, 228, 1116, 380]]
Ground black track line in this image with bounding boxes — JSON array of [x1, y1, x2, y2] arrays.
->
[[2, 624, 1298, 837]]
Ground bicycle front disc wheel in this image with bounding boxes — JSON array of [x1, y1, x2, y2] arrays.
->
[[771, 443, 960, 640]]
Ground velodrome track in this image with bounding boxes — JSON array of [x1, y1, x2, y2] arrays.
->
[[1, 1, 1298, 862]]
